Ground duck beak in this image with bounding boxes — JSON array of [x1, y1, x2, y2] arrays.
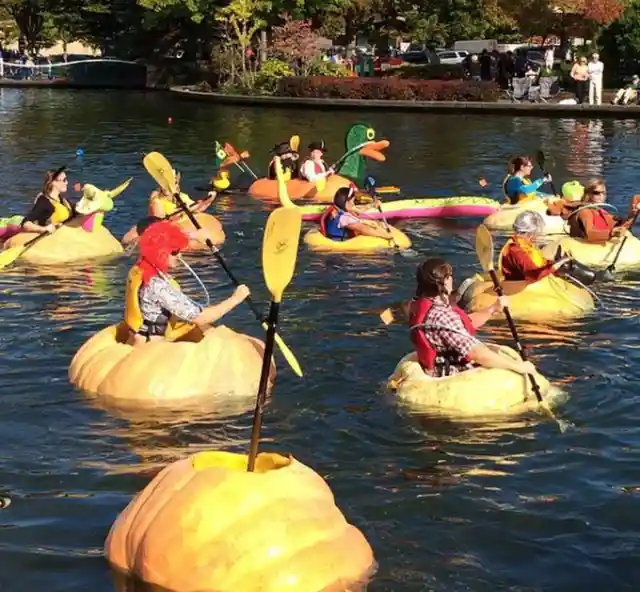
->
[[359, 140, 389, 162]]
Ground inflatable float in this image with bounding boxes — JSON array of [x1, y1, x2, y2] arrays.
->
[[2, 180, 129, 265], [542, 232, 640, 272], [121, 208, 225, 252], [299, 195, 500, 222], [457, 272, 594, 321], [482, 194, 569, 235], [248, 123, 389, 203], [304, 226, 411, 253], [69, 322, 275, 403], [387, 345, 555, 417], [0, 215, 24, 241], [106, 450, 376, 592]]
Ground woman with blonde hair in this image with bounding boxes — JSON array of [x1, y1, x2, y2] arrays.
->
[[570, 56, 589, 104]]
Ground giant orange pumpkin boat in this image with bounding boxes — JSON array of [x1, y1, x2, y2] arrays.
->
[[248, 123, 390, 203]]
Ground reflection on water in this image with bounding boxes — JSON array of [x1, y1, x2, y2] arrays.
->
[[1, 90, 640, 591]]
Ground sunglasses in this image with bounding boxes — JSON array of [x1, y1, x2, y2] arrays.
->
[[56, 177, 68, 183], [592, 190, 605, 195]]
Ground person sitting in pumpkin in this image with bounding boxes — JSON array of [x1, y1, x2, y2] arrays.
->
[[21, 167, 75, 235], [409, 257, 535, 378], [547, 179, 640, 243], [300, 141, 334, 182], [268, 142, 299, 181], [124, 221, 250, 346], [320, 185, 393, 241], [500, 211, 570, 281], [148, 169, 216, 221]]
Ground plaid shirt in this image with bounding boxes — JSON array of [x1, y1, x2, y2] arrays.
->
[[422, 298, 480, 376]]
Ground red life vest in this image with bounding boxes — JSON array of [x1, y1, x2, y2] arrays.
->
[[591, 208, 613, 231], [409, 297, 476, 371]]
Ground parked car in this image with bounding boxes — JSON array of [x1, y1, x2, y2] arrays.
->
[[400, 44, 441, 65], [436, 50, 468, 65]]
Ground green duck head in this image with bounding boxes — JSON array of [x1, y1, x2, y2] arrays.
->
[[338, 123, 388, 184]]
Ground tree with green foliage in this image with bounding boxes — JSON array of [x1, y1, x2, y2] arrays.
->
[[598, 1, 640, 83]]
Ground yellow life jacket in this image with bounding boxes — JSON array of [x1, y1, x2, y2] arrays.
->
[[150, 192, 195, 217], [124, 265, 196, 342], [48, 196, 73, 224], [502, 175, 536, 204], [498, 236, 547, 276]]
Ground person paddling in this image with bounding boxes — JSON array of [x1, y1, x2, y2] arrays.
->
[[124, 221, 250, 346], [409, 257, 535, 378], [547, 179, 640, 243], [148, 170, 215, 220], [300, 141, 334, 182], [320, 185, 392, 241], [21, 167, 74, 235], [268, 142, 299, 181], [503, 155, 552, 205]]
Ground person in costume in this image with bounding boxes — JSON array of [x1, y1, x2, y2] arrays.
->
[[300, 141, 334, 182], [503, 155, 552, 205], [21, 167, 74, 234], [124, 221, 249, 346], [409, 257, 535, 378], [547, 179, 640, 243], [268, 142, 299, 180], [320, 185, 393, 241], [500, 211, 571, 281]]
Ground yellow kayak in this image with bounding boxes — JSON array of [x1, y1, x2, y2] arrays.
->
[[304, 226, 411, 252], [483, 198, 567, 235], [457, 273, 594, 321], [388, 345, 557, 417], [542, 232, 640, 272]]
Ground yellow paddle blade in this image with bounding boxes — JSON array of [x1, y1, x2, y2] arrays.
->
[[377, 185, 400, 194], [143, 152, 178, 196], [0, 245, 28, 270], [258, 325, 302, 377], [262, 206, 302, 304], [475, 224, 495, 273], [290, 134, 300, 152], [275, 157, 296, 208], [106, 177, 133, 199]]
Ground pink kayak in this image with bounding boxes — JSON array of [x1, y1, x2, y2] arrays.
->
[[299, 196, 500, 222]]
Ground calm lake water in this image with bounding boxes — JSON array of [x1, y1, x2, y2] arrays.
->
[[1, 88, 640, 591]]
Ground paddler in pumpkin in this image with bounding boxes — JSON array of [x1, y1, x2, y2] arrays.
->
[[320, 184, 392, 241], [21, 167, 74, 235], [300, 140, 334, 182], [124, 221, 250, 346], [409, 257, 536, 378], [503, 155, 553, 205], [267, 141, 299, 181], [547, 179, 640, 243], [148, 169, 216, 220]]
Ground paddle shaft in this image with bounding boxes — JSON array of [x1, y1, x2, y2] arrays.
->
[[247, 300, 279, 472], [535, 151, 558, 196], [368, 187, 398, 248], [487, 269, 543, 403], [609, 211, 639, 271], [329, 141, 371, 173], [173, 192, 268, 324]]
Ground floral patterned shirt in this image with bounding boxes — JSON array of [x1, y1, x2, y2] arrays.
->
[[139, 276, 202, 330]]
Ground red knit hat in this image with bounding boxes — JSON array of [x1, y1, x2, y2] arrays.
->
[[137, 221, 189, 284]]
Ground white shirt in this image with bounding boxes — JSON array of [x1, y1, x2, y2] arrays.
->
[[588, 60, 604, 79], [300, 159, 328, 182]]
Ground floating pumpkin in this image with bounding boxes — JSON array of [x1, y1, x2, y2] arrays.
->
[[106, 450, 376, 591], [121, 212, 225, 252], [69, 323, 274, 403]]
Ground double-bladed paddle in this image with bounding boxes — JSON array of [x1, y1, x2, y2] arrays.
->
[[142, 151, 303, 378]]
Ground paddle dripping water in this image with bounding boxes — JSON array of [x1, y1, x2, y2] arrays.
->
[[2, 89, 640, 591]]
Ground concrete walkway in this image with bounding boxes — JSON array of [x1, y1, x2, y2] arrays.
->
[[170, 86, 640, 118]]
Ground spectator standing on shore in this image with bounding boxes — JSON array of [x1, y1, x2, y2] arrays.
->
[[468, 54, 481, 81], [588, 52, 604, 105], [570, 56, 589, 104], [544, 47, 554, 71], [514, 49, 528, 78], [480, 49, 492, 81]]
